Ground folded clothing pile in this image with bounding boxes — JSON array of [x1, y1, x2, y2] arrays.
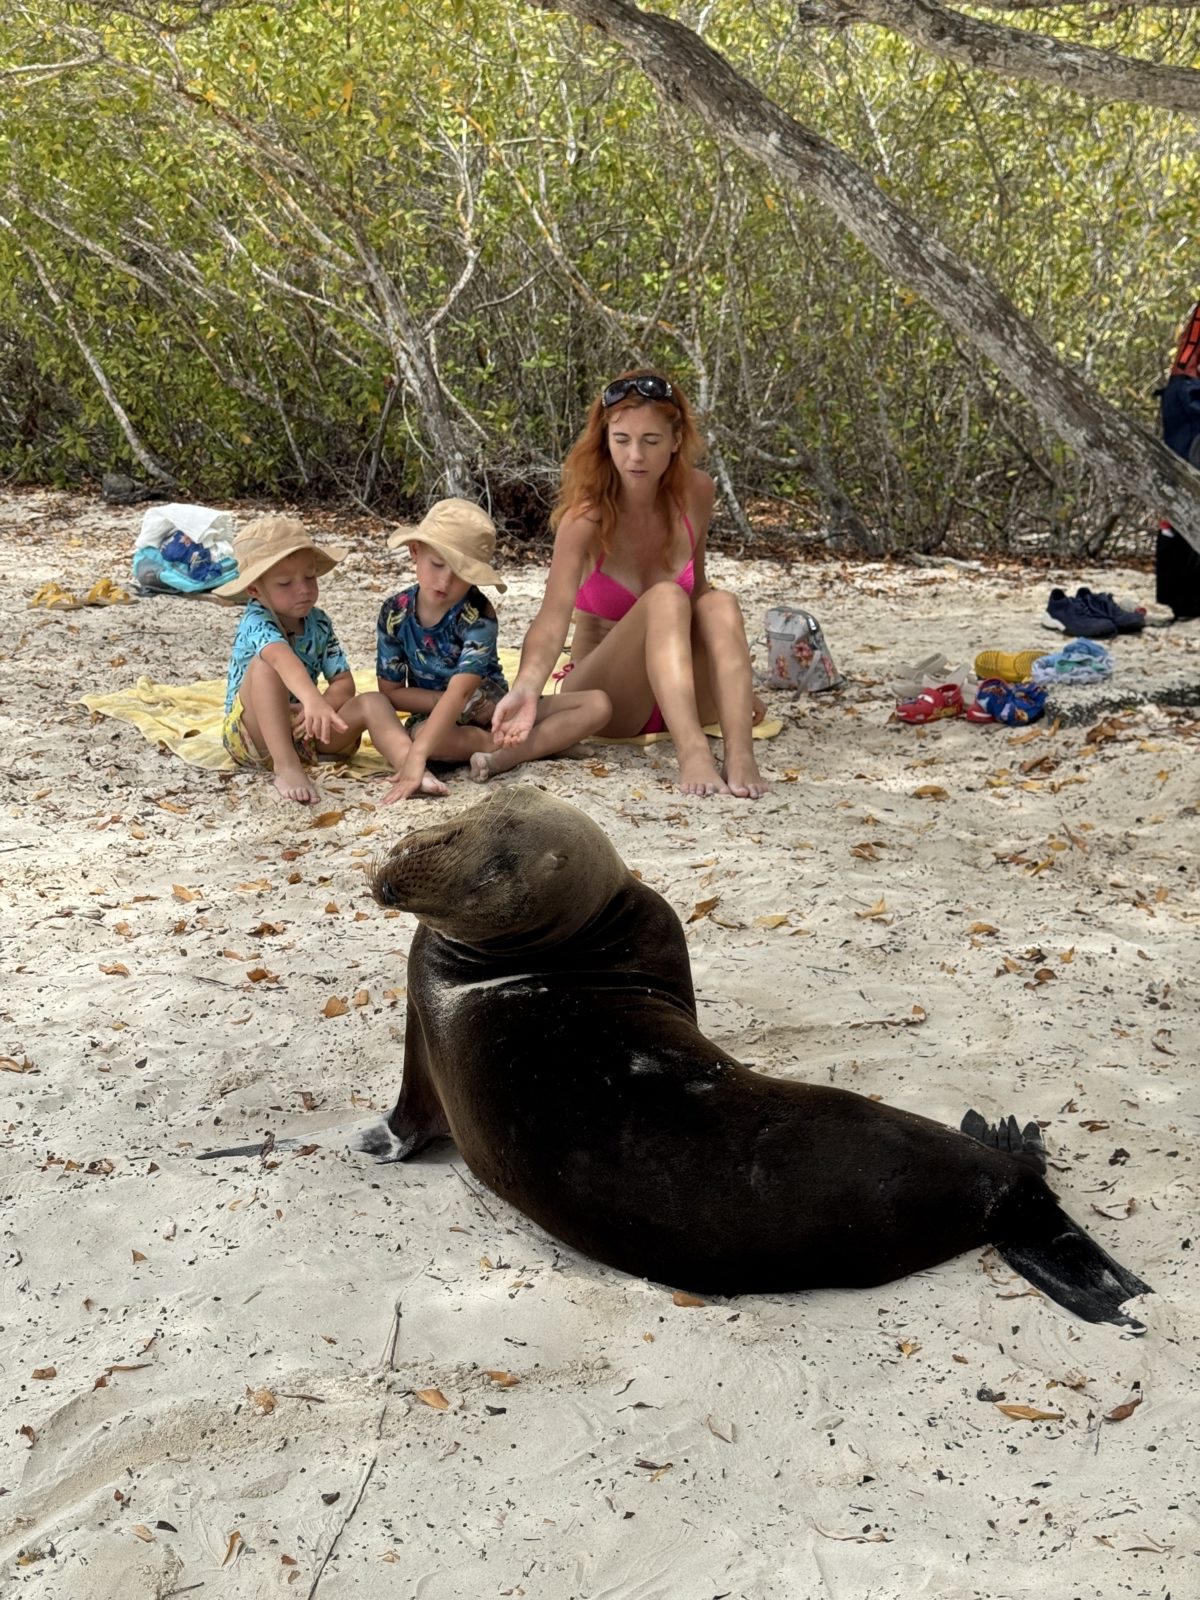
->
[[1030, 638, 1113, 686]]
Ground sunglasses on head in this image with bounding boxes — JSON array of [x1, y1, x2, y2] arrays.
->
[[602, 375, 677, 408]]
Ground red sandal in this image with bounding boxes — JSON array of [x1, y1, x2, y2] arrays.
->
[[895, 682, 965, 724]]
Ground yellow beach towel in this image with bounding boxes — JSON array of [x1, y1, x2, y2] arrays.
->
[[81, 652, 781, 773]]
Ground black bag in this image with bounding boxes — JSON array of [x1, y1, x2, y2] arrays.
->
[[1156, 302, 1200, 617]]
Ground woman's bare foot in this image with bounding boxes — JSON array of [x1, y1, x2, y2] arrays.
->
[[678, 748, 730, 797], [722, 752, 768, 800], [469, 751, 497, 783], [273, 763, 320, 805]]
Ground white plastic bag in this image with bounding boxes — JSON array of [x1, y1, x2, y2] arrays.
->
[[135, 502, 237, 562]]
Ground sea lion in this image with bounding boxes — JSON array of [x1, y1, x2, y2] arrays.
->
[[361, 785, 1151, 1329]]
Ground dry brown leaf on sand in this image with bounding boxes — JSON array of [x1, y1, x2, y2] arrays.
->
[[222, 1530, 243, 1566], [0, 1056, 38, 1073], [688, 896, 720, 922], [322, 996, 349, 1018], [995, 1403, 1064, 1422], [671, 1289, 705, 1307], [484, 1370, 520, 1387], [311, 810, 347, 829], [414, 1388, 450, 1410], [911, 784, 948, 800], [1105, 1393, 1144, 1423], [854, 898, 891, 922]]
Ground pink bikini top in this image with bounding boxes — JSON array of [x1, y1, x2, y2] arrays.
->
[[574, 513, 696, 622]]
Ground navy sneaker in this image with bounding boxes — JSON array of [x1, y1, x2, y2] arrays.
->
[[1041, 587, 1117, 637], [1078, 588, 1146, 633]]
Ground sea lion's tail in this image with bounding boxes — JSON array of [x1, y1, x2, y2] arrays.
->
[[996, 1199, 1152, 1331], [961, 1109, 1152, 1329]]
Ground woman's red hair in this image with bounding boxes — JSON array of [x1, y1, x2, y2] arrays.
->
[[551, 369, 705, 553]]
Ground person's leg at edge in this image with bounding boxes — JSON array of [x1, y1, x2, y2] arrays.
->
[[342, 692, 448, 796], [238, 654, 321, 805], [469, 689, 611, 781], [691, 590, 768, 799]]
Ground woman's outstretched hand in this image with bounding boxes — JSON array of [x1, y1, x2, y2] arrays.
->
[[490, 687, 539, 747]]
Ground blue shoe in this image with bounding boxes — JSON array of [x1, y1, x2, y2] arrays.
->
[[1041, 587, 1117, 638], [1078, 589, 1146, 633]]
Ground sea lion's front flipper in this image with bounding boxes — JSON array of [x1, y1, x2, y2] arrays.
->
[[354, 1004, 451, 1164]]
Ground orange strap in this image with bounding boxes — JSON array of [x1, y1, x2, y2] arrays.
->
[[1171, 301, 1200, 378]]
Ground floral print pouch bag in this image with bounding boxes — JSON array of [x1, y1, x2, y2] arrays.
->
[[763, 606, 844, 692]]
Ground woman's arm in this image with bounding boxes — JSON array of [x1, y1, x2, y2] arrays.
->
[[513, 512, 596, 691], [491, 513, 596, 745], [686, 470, 717, 599]]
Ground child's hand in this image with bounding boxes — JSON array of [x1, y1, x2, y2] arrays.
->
[[382, 750, 434, 804], [296, 697, 349, 746], [490, 688, 538, 747]]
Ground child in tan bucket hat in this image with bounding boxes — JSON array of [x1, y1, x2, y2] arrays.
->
[[376, 499, 609, 800], [217, 515, 447, 805]]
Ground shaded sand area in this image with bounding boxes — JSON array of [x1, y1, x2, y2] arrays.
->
[[1, 489, 1196, 1598]]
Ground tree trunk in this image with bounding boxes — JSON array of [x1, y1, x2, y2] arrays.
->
[[529, 0, 1200, 551]]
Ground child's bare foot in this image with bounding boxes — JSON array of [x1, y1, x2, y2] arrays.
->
[[722, 752, 768, 799], [678, 749, 730, 797], [273, 763, 320, 805], [469, 751, 498, 784], [419, 770, 449, 796]]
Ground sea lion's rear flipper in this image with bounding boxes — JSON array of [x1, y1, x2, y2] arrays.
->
[[961, 1108, 1047, 1174], [997, 1203, 1152, 1331], [354, 1005, 451, 1164]]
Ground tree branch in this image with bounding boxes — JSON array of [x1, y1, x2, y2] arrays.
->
[[0, 213, 178, 485], [526, 0, 1200, 549], [816, 0, 1200, 117]]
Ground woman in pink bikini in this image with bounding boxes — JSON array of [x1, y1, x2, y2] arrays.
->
[[491, 370, 766, 798]]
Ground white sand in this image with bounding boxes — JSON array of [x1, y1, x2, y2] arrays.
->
[[1, 490, 1196, 1599]]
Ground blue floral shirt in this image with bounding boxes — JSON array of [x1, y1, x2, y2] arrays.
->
[[224, 600, 351, 714], [376, 584, 506, 693]]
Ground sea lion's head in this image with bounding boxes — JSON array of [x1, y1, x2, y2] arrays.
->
[[371, 785, 630, 950]]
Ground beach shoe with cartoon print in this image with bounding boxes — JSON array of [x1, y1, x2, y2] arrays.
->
[[894, 682, 965, 724], [971, 679, 1047, 726]]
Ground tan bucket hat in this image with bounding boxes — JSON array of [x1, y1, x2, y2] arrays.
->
[[387, 498, 506, 592], [214, 515, 349, 601]]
